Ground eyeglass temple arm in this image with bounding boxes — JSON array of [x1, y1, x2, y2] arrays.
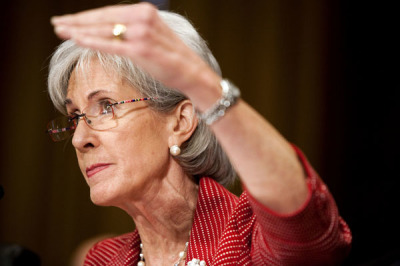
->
[[108, 97, 154, 107]]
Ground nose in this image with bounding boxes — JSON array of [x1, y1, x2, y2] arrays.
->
[[72, 117, 99, 152]]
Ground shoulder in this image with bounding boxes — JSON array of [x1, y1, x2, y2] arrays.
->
[[198, 177, 254, 229], [199, 177, 239, 204], [84, 231, 140, 266]]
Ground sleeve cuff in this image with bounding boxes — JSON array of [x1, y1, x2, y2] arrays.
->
[[245, 145, 339, 242]]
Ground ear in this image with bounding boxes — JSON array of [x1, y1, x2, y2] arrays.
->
[[167, 100, 198, 148]]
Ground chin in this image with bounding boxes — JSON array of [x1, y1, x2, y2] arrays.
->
[[89, 188, 116, 206]]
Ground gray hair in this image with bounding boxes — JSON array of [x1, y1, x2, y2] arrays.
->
[[47, 10, 236, 187]]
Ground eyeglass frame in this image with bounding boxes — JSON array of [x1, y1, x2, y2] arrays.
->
[[46, 97, 155, 141]]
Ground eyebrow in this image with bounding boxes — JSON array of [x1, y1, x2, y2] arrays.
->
[[64, 90, 110, 106]]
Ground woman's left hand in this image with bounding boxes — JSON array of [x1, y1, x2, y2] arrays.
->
[[51, 3, 218, 97]]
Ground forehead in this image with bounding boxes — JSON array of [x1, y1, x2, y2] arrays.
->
[[66, 60, 137, 105]]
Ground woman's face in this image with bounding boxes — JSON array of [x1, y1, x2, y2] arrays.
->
[[66, 60, 172, 207]]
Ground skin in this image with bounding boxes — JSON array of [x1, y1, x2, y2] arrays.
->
[[52, 3, 309, 265]]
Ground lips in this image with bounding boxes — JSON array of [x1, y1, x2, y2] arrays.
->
[[86, 163, 111, 178]]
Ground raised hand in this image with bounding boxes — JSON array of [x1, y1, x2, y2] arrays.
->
[[51, 3, 215, 94]]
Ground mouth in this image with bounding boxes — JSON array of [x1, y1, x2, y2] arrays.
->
[[86, 163, 111, 178]]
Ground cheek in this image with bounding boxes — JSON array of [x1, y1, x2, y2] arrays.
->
[[120, 130, 168, 166], [115, 118, 170, 173], [125, 113, 168, 151]]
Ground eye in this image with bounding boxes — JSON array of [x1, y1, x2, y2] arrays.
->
[[98, 100, 114, 115]]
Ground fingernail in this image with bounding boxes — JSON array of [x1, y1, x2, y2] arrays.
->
[[51, 16, 67, 25], [54, 26, 66, 34], [50, 16, 59, 24]]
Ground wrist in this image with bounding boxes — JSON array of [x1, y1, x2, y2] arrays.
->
[[198, 79, 241, 125]]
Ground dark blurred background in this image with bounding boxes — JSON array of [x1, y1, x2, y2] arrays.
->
[[0, 0, 398, 265]]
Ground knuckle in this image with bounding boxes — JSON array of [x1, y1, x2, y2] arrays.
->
[[135, 26, 152, 41], [138, 3, 158, 25], [134, 42, 152, 58]]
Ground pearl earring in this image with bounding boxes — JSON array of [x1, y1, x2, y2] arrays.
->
[[170, 145, 181, 156]]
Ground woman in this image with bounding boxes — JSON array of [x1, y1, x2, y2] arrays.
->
[[47, 3, 351, 265]]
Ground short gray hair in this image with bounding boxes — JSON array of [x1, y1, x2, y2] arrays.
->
[[47, 10, 236, 187]]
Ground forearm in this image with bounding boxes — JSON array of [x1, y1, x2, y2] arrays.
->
[[213, 100, 308, 213], [182, 70, 309, 214]]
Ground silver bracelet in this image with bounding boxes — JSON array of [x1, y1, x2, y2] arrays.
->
[[199, 79, 241, 125]]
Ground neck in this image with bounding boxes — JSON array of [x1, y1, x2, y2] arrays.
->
[[120, 168, 199, 265]]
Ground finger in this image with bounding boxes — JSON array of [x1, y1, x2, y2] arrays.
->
[[51, 5, 128, 26], [51, 2, 156, 26], [71, 33, 133, 56], [54, 24, 115, 40], [53, 26, 71, 40]]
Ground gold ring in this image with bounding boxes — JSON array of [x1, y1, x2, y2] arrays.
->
[[112, 24, 127, 40]]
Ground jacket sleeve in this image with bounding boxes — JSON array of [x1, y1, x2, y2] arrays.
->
[[246, 145, 352, 265]]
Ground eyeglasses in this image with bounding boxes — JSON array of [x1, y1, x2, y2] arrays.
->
[[46, 97, 154, 142]]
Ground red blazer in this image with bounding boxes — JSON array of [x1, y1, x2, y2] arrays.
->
[[84, 147, 351, 265]]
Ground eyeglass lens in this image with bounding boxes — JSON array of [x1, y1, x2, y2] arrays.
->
[[47, 100, 115, 141], [46, 97, 153, 142]]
